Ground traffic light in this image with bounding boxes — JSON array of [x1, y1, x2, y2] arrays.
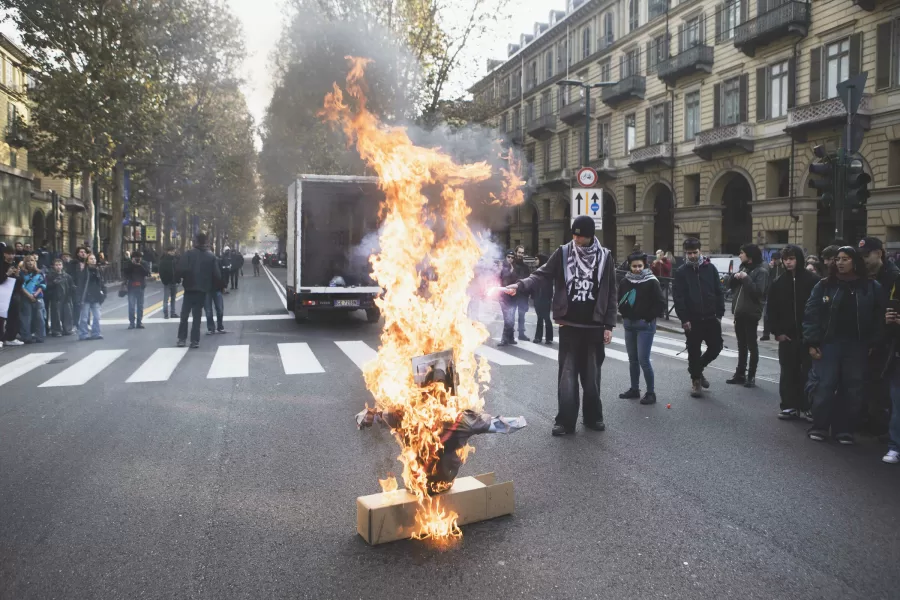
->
[[845, 157, 871, 208], [808, 145, 835, 208]]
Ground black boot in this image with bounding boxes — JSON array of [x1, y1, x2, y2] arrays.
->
[[726, 372, 746, 384], [744, 370, 756, 388]]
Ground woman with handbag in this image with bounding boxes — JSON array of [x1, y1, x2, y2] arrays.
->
[[76, 254, 107, 340]]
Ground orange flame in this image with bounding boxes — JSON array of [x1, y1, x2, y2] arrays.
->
[[456, 443, 475, 463], [321, 57, 522, 540], [379, 475, 399, 492]]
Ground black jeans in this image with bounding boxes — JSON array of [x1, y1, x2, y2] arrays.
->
[[810, 341, 867, 435], [47, 296, 73, 334], [556, 326, 605, 430], [734, 315, 760, 377], [178, 291, 206, 344], [778, 339, 810, 411], [534, 303, 553, 342], [2, 297, 20, 341], [500, 295, 515, 343], [230, 270, 239, 289], [685, 318, 723, 380]]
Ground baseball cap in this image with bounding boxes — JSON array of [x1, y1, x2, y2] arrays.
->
[[857, 237, 884, 253]]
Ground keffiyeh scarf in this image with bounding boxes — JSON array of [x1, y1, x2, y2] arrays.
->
[[566, 237, 609, 287]]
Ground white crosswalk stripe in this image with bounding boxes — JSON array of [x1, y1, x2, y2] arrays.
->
[[475, 345, 531, 366], [499, 338, 630, 362], [39, 349, 128, 388], [127, 348, 189, 383], [335, 341, 377, 369], [207, 345, 250, 379], [0, 352, 64, 387], [278, 343, 325, 374]]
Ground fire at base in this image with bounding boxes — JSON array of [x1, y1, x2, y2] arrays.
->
[[319, 57, 525, 541]]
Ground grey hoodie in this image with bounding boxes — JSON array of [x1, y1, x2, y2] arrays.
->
[[731, 263, 769, 320]]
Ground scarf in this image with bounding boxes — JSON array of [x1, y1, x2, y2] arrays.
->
[[687, 254, 707, 270], [566, 237, 606, 283], [625, 268, 658, 284]]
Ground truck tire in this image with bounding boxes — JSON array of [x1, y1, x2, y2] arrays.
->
[[294, 308, 309, 323], [365, 308, 381, 324]]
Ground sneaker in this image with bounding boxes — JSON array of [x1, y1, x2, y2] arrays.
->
[[177, 339, 186, 348], [34, 338, 44, 344], [206, 330, 216, 335], [545, 339, 553, 345], [759, 334, 771, 341], [51, 332, 62, 338], [584, 421, 606, 431], [532, 338, 541, 344], [90, 335, 103, 340], [171, 313, 179, 318], [6, 339, 24, 346], [836, 434, 855, 445], [778, 409, 799, 420], [882, 450, 900, 464], [510, 339, 518, 345], [726, 373, 746, 384], [136, 324, 145, 329], [518, 334, 529, 341], [127, 324, 135, 330], [62, 331, 74, 336], [700, 376, 710, 389], [690, 379, 703, 398], [217, 329, 227, 334], [803, 410, 814, 423], [0, 341, 3, 348], [619, 388, 640, 399], [807, 428, 827, 442], [498, 340, 511, 347], [163, 314, 169, 320], [551, 425, 572, 436], [189, 342, 199, 349], [640, 392, 657, 405], [743, 377, 756, 388]]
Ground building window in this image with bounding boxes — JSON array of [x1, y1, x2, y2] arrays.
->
[[625, 113, 636, 153], [766, 159, 791, 198], [513, 107, 521, 131], [769, 60, 789, 119], [717, 1, 741, 42], [603, 12, 615, 47], [559, 133, 569, 169], [528, 60, 537, 90], [649, 103, 667, 144], [557, 40, 567, 71], [684, 91, 700, 140], [542, 139, 551, 174], [649, 0, 667, 19], [526, 101, 534, 124], [647, 35, 666, 74], [825, 38, 850, 100], [621, 49, 640, 78], [600, 58, 612, 82], [722, 76, 741, 125], [597, 120, 610, 156], [9, 149, 16, 169], [545, 50, 553, 80], [557, 84, 568, 109], [682, 15, 704, 50], [629, 0, 639, 32], [575, 131, 584, 166], [541, 91, 552, 116], [685, 174, 701, 205], [582, 26, 592, 59], [500, 113, 508, 133]]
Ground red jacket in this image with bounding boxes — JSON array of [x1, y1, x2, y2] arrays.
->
[[652, 258, 672, 278]]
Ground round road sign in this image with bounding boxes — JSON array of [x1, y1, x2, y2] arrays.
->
[[576, 167, 598, 187]]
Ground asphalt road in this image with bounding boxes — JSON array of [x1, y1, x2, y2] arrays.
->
[[1, 265, 897, 600]]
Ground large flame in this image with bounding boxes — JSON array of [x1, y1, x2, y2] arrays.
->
[[321, 57, 523, 540]]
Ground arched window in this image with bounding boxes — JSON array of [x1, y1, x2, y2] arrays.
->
[[604, 12, 615, 46], [582, 26, 591, 59], [545, 50, 553, 79], [629, 0, 639, 32]]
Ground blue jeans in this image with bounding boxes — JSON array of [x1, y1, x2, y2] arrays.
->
[[624, 318, 656, 393], [205, 291, 224, 331], [500, 296, 515, 343], [19, 298, 46, 341], [810, 341, 867, 435], [888, 365, 900, 452], [516, 297, 528, 337], [163, 283, 178, 316], [78, 302, 102, 339], [127, 287, 145, 325]]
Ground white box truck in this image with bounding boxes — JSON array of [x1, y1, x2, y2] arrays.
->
[[286, 175, 383, 323]]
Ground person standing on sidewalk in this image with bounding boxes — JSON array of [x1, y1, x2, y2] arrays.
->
[[220, 248, 233, 295], [0, 243, 23, 346], [158, 247, 180, 319], [176, 233, 220, 349], [882, 282, 900, 463], [726, 244, 769, 388], [803, 246, 883, 444], [672, 237, 725, 398], [45, 258, 75, 337], [252, 253, 261, 277], [617, 252, 666, 405], [123, 251, 150, 330], [512, 245, 530, 341], [767, 245, 819, 420], [75, 254, 106, 341], [18, 254, 47, 344], [231, 251, 244, 290], [532, 253, 554, 344], [760, 251, 784, 341], [498, 250, 519, 346], [503, 216, 616, 436], [205, 253, 228, 335]]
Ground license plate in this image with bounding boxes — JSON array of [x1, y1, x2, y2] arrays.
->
[[335, 299, 359, 307]]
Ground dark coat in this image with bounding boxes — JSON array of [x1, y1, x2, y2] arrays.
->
[[46, 270, 76, 303], [672, 259, 725, 324], [802, 277, 883, 348], [767, 266, 819, 342], [76, 266, 106, 305], [730, 262, 769, 320], [618, 275, 666, 322], [515, 243, 618, 329], [158, 253, 180, 285], [177, 246, 221, 293], [123, 261, 151, 288]]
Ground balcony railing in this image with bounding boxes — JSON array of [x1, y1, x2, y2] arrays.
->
[[657, 44, 714, 85], [598, 33, 615, 51], [693, 123, 755, 159], [734, 1, 810, 57], [786, 95, 872, 135], [560, 97, 593, 125], [526, 113, 557, 139], [601, 75, 646, 106], [628, 142, 673, 172]]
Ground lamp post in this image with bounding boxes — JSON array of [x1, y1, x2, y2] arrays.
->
[[556, 79, 616, 168]]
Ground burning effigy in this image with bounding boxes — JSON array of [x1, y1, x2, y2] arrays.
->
[[320, 58, 525, 543]]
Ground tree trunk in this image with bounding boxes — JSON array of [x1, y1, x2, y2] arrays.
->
[[180, 209, 189, 253], [81, 171, 94, 251], [111, 161, 125, 271], [155, 197, 163, 253]]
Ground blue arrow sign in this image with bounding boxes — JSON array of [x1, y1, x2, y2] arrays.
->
[[590, 202, 599, 213]]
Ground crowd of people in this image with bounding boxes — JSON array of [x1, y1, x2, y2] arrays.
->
[[493, 218, 900, 464]]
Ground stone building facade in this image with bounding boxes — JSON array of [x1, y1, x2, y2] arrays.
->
[[471, 0, 900, 261], [0, 33, 33, 246]]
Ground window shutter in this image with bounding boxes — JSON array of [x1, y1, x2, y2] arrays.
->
[[713, 83, 721, 127], [663, 101, 670, 142], [645, 107, 651, 146], [740, 0, 747, 23], [701, 14, 707, 44], [715, 5, 722, 38], [809, 47, 821, 103], [678, 24, 684, 52], [787, 57, 796, 108], [739, 73, 749, 122], [756, 67, 767, 120], [876, 22, 892, 90], [849, 33, 862, 78], [646, 41, 652, 70], [757, 0, 767, 18]]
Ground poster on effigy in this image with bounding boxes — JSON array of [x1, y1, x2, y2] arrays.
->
[[0, 278, 14, 318]]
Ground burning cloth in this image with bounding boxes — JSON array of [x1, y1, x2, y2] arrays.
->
[[356, 408, 526, 493]]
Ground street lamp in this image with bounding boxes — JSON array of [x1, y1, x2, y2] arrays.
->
[[557, 79, 616, 169]]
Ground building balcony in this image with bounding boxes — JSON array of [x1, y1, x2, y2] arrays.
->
[[559, 98, 594, 126], [540, 167, 572, 190], [508, 129, 525, 146], [657, 44, 714, 85], [785, 95, 871, 140], [526, 113, 557, 140], [587, 153, 618, 181], [64, 196, 84, 210], [5, 124, 28, 149], [692, 123, 755, 160], [628, 142, 673, 172], [734, 1, 809, 57], [601, 75, 646, 107]]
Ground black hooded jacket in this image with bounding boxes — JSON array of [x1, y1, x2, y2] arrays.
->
[[177, 244, 221, 293], [766, 245, 819, 341]]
